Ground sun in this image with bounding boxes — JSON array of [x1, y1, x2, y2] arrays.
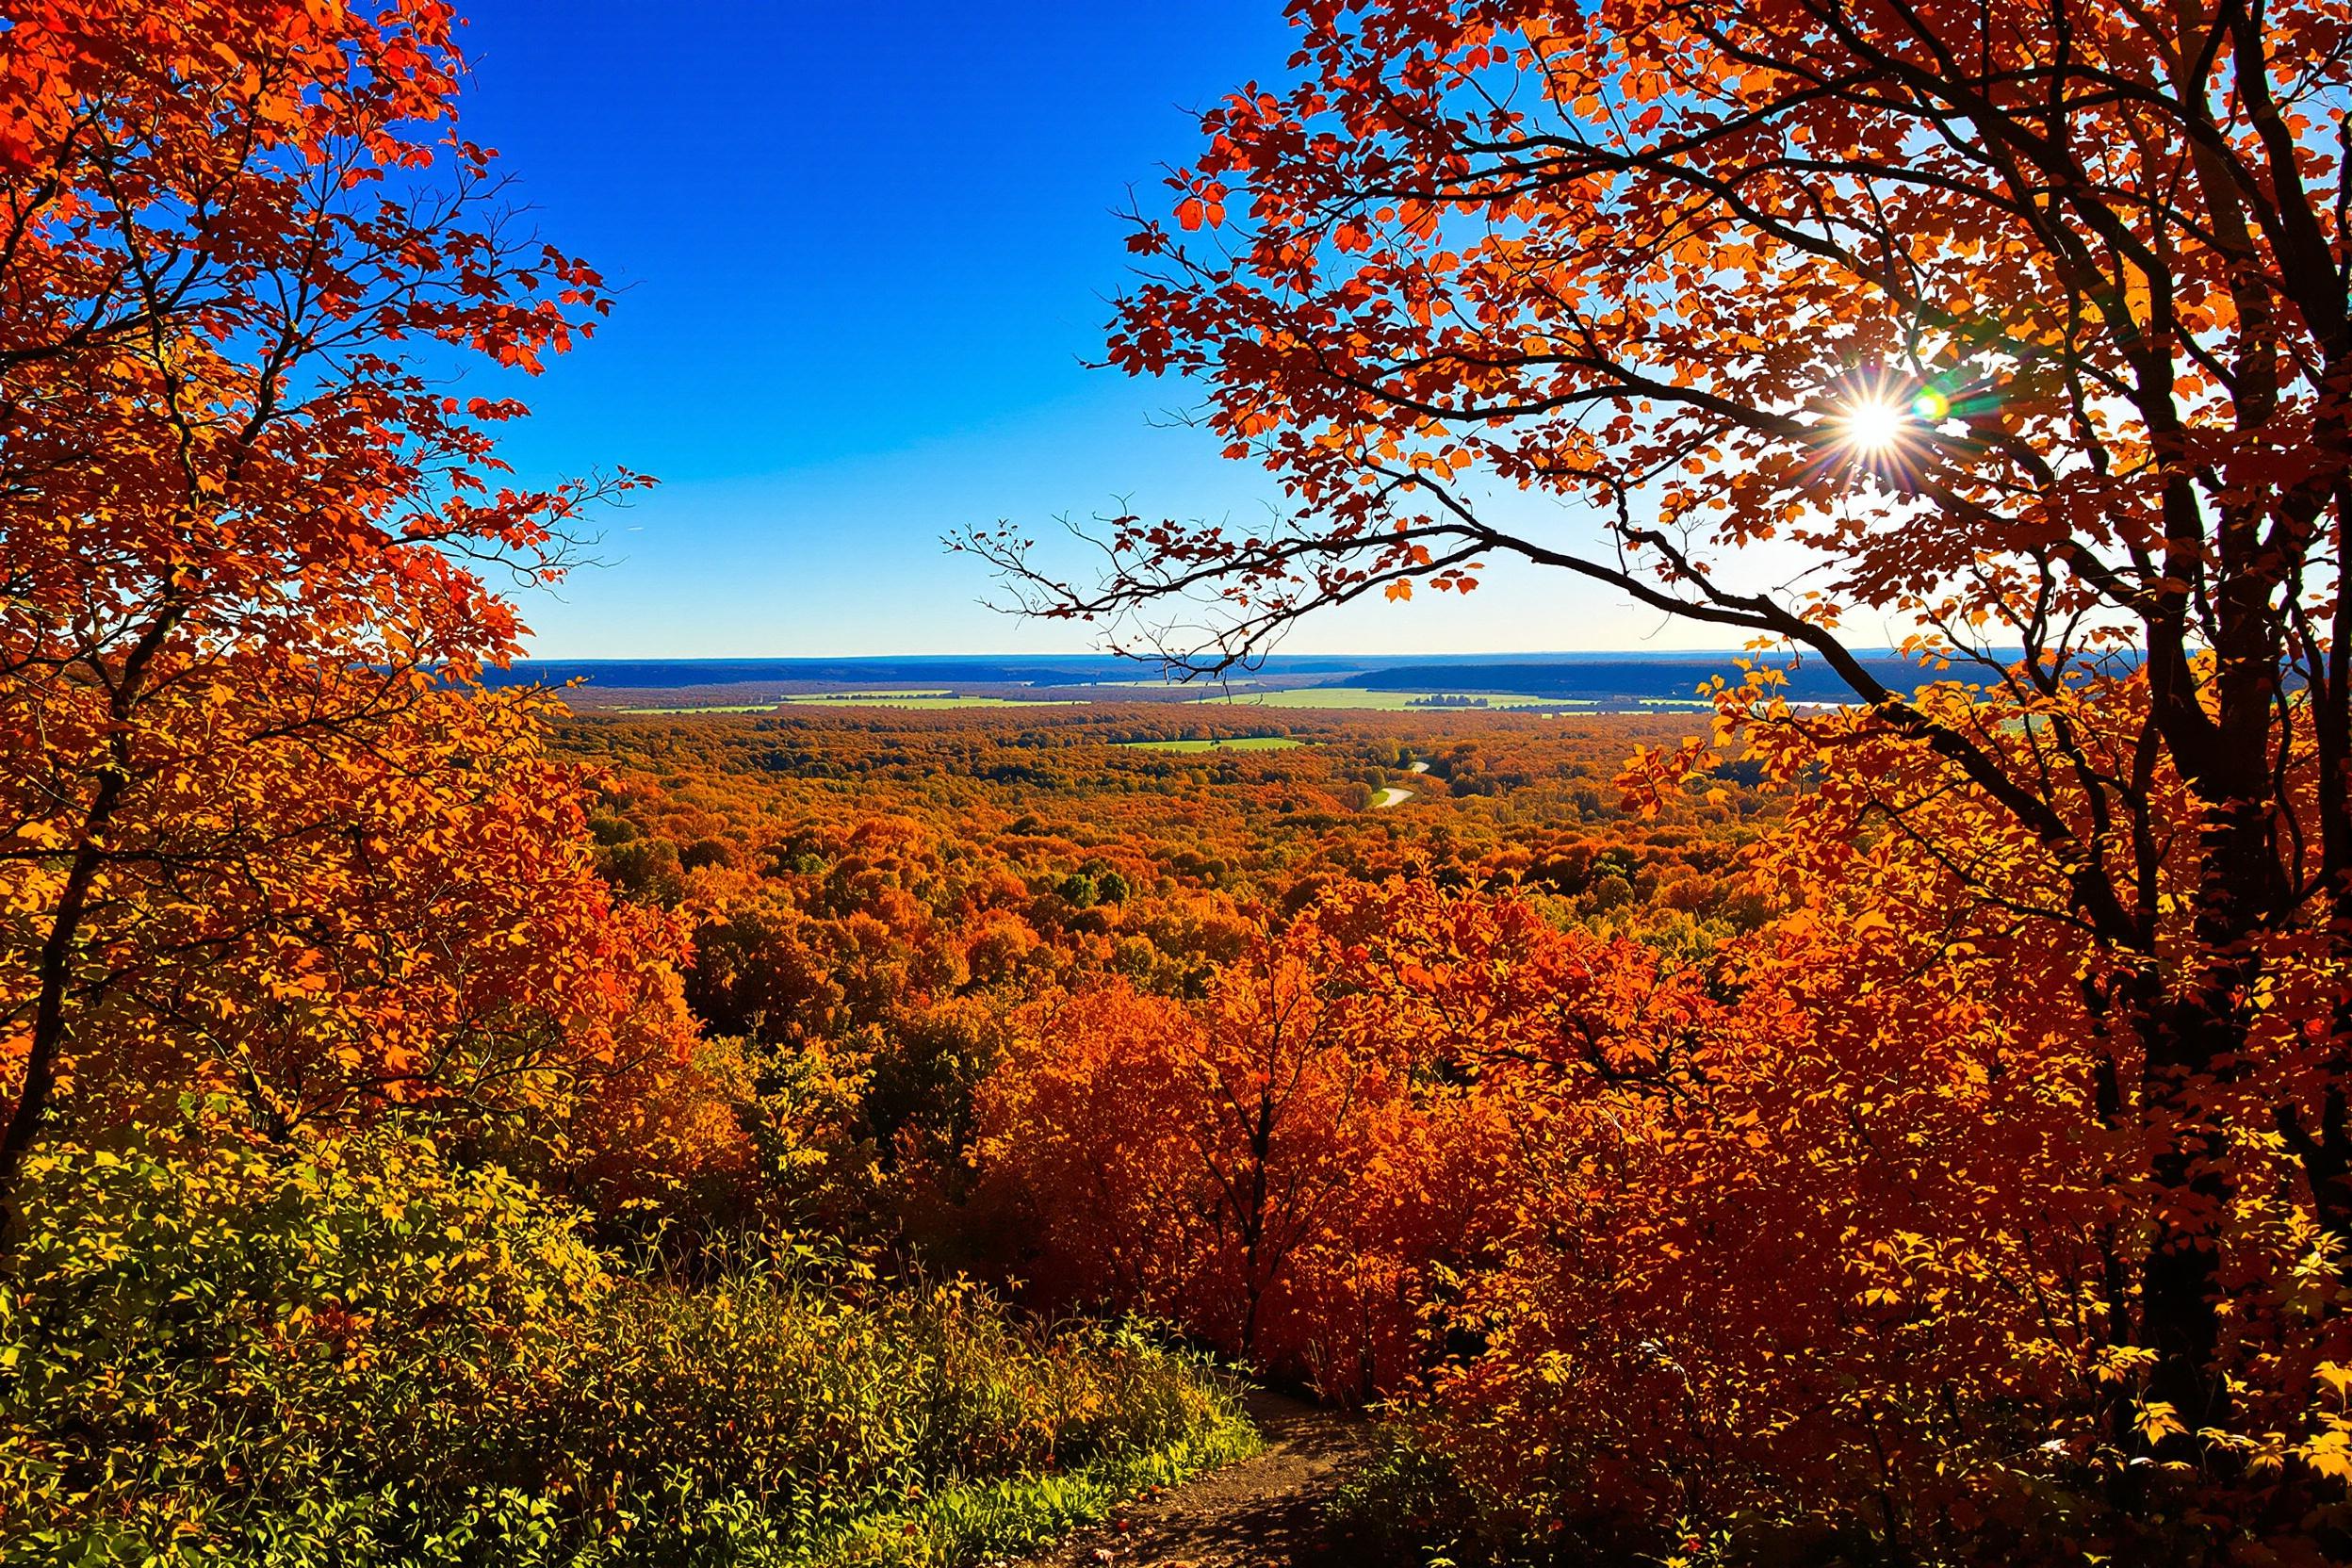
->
[[1808, 368, 1968, 486], [1839, 396, 1911, 453]]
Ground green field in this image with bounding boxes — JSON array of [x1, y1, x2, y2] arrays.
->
[[613, 691, 1088, 714], [1193, 688, 1584, 710], [1114, 737, 1310, 753], [1086, 678, 1217, 690], [614, 688, 1601, 716], [781, 689, 953, 700], [777, 693, 1081, 710], [615, 702, 781, 714]]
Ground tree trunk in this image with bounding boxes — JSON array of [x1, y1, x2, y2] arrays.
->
[[0, 772, 123, 1214], [2131, 798, 2285, 1441]]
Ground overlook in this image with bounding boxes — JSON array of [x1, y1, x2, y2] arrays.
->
[[1, 3, 2345, 1566]]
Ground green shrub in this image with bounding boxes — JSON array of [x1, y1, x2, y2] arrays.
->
[[1325, 1424, 1542, 1568], [0, 1115, 611, 1559], [0, 1117, 1254, 1566]]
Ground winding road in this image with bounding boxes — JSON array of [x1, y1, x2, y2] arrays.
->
[[1369, 759, 1430, 810]]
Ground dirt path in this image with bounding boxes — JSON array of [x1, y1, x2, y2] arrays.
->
[[1019, 1390, 1369, 1568]]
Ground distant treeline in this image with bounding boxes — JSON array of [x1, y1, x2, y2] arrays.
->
[[480, 656, 1372, 690], [483, 651, 2132, 705], [1343, 655, 2055, 703]]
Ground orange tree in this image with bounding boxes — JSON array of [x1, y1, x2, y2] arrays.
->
[[975, 917, 1455, 1394], [960, 0, 2352, 1451], [0, 2, 674, 1200]]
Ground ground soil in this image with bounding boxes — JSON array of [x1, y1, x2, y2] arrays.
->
[[1017, 1390, 1372, 1568]]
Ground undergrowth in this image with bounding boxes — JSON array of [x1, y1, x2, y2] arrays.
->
[[0, 1119, 1256, 1566]]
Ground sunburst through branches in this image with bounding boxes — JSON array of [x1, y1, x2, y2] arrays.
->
[[1811, 366, 1967, 489]]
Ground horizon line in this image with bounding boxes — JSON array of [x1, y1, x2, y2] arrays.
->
[[501, 648, 1921, 662]]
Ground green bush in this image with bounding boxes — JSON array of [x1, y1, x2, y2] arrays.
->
[[1324, 1425, 1542, 1568], [0, 1117, 1255, 1566]]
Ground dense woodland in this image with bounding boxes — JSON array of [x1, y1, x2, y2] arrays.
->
[[549, 703, 1779, 1263], [548, 694, 2352, 1566], [8, 0, 2352, 1565]]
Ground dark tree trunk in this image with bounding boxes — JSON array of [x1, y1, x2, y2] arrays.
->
[[0, 773, 124, 1216]]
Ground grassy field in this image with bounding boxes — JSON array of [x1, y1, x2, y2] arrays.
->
[[1085, 678, 1229, 690], [613, 689, 1611, 715], [614, 701, 780, 714], [1193, 688, 1583, 710], [785, 689, 954, 699], [778, 693, 1083, 710], [1114, 737, 1310, 753], [618, 694, 1086, 712]]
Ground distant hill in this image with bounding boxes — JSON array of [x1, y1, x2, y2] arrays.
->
[[480, 655, 1373, 690], [1338, 656, 1935, 704], [486, 650, 2008, 705]]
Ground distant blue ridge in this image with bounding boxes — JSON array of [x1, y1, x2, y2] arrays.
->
[[483, 650, 2047, 702], [1338, 658, 1927, 702], [483, 653, 1499, 689]]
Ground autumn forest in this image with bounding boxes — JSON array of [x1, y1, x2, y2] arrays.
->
[[7, 1, 2352, 1565]]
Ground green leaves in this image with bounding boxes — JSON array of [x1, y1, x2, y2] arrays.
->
[[0, 1113, 1249, 1567]]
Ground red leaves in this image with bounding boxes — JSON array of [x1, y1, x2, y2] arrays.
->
[[1171, 173, 1229, 231], [0, 1, 673, 1187]]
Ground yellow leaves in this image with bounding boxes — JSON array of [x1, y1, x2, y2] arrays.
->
[[2295, 1427, 2352, 1482], [2132, 1399, 2187, 1445], [2094, 1345, 2160, 1385]]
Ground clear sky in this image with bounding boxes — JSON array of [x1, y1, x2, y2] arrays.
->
[[454, 1, 1765, 659]]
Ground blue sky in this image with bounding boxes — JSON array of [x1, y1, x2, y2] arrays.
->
[[455, 1, 1756, 658]]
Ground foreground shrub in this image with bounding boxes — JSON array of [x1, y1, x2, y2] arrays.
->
[[0, 1118, 1253, 1565], [1325, 1426, 1524, 1568]]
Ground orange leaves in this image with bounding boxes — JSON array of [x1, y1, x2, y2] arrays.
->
[[0, 2, 670, 1194], [974, 906, 1492, 1395], [1072, 0, 2352, 881], [576, 684, 2352, 1553], [4, 666, 696, 1142], [1173, 175, 1229, 232], [972, 872, 1721, 1397]]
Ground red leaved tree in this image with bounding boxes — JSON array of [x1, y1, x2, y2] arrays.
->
[[959, 0, 2352, 1449], [976, 919, 1448, 1393], [0, 1, 677, 1198]]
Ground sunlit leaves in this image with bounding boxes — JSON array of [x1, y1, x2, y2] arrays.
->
[[0, 1, 676, 1182]]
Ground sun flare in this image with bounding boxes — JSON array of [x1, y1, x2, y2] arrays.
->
[[1839, 396, 1910, 453]]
